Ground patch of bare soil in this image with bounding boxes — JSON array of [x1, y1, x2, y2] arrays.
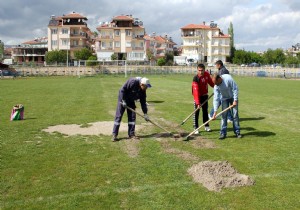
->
[[191, 137, 217, 149], [123, 139, 140, 158], [42, 121, 144, 136], [161, 141, 200, 163], [188, 161, 255, 192]]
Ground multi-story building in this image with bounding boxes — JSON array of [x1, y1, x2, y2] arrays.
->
[[288, 43, 300, 57], [47, 12, 93, 60], [181, 21, 230, 64], [11, 37, 47, 65], [144, 33, 176, 60], [96, 15, 146, 61]]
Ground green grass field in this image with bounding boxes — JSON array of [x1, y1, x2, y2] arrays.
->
[[1, 75, 299, 209]]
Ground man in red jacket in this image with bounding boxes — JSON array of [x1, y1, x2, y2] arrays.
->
[[192, 63, 214, 134]]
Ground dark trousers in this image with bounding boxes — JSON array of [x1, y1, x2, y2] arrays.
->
[[112, 95, 136, 137], [193, 95, 209, 129]]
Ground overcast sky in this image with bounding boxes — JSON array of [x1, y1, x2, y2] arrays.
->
[[0, 0, 299, 51]]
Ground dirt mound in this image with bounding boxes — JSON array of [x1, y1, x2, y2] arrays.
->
[[42, 121, 144, 136], [188, 161, 255, 192]]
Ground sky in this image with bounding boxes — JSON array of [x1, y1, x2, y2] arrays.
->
[[0, 0, 299, 52]]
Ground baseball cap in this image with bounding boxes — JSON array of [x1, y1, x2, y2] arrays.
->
[[140, 77, 152, 88]]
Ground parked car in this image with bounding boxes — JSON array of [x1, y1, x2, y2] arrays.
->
[[248, 62, 260, 67], [241, 64, 247, 67], [187, 58, 196, 66]]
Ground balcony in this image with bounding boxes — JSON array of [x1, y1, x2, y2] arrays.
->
[[70, 32, 86, 38], [98, 47, 113, 51], [132, 35, 144, 39], [132, 47, 144, 51], [99, 35, 113, 39], [70, 45, 86, 49]]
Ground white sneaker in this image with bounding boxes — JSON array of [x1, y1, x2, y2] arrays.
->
[[227, 119, 233, 123], [205, 127, 211, 132], [194, 130, 199, 135]]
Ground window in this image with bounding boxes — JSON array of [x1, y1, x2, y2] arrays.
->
[[115, 30, 120, 36], [126, 41, 131, 47], [62, 28, 68, 34], [101, 42, 106, 48], [51, 29, 57, 34], [51, 40, 57, 46], [73, 40, 79, 46], [61, 39, 68, 46], [125, 30, 131, 36], [115, 41, 120, 48], [139, 42, 144, 47]]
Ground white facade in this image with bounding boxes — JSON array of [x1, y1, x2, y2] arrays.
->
[[181, 23, 230, 64], [96, 15, 146, 61]]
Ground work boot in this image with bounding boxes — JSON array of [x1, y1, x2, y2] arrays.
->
[[112, 135, 118, 142], [219, 134, 226, 140], [236, 133, 242, 138]]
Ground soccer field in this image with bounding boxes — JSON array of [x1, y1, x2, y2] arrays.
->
[[1, 75, 299, 209]]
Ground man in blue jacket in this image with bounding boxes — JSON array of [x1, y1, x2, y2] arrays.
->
[[112, 77, 151, 142], [211, 73, 242, 140]]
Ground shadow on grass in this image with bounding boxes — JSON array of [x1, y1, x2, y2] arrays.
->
[[240, 117, 265, 122], [147, 100, 165, 103], [243, 131, 276, 137], [227, 127, 276, 137], [23, 118, 37, 120]]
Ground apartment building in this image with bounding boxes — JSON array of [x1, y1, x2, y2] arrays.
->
[[47, 12, 93, 59], [181, 21, 230, 64], [144, 33, 176, 60], [96, 15, 146, 61], [11, 37, 47, 65]]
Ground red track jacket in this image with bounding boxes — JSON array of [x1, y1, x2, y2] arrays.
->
[[192, 71, 214, 105]]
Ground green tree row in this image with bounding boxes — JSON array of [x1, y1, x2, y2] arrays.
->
[[232, 48, 300, 66], [45, 48, 96, 66]]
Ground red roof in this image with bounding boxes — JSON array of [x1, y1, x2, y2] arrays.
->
[[63, 12, 87, 20], [113, 15, 133, 21], [181, 24, 216, 30]]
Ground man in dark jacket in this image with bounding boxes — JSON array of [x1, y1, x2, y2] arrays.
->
[[112, 77, 151, 142], [215, 60, 229, 75], [209, 60, 233, 122]]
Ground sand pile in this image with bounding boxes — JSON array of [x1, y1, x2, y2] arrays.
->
[[188, 161, 255, 192]]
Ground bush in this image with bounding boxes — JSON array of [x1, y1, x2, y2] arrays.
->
[[86, 55, 98, 66]]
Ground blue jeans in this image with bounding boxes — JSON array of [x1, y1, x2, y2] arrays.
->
[[220, 98, 240, 136], [209, 99, 233, 121]]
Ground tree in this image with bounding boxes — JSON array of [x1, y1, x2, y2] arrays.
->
[[228, 22, 235, 62], [86, 55, 98, 66], [164, 52, 174, 66], [262, 48, 286, 64], [157, 58, 166, 66], [111, 53, 118, 60], [45, 50, 67, 64], [146, 49, 155, 61], [74, 48, 93, 60]]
